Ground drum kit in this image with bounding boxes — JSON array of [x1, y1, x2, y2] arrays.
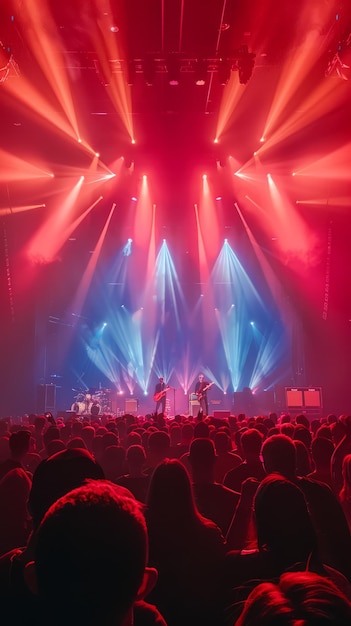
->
[[71, 388, 112, 417]]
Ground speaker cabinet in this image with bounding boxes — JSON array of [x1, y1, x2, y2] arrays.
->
[[189, 394, 200, 416], [304, 388, 322, 407], [37, 384, 56, 414], [125, 398, 138, 414], [56, 410, 76, 421], [285, 387, 322, 410], [286, 388, 304, 408], [213, 410, 231, 420]]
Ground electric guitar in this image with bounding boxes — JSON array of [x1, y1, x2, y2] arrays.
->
[[153, 386, 171, 402], [196, 381, 215, 401]]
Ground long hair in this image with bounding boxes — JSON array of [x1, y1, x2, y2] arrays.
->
[[254, 474, 318, 567], [146, 458, 204, 529]]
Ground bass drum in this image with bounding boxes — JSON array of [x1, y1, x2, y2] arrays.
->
[[71, 401, 85, 415], [90, 402, 102, 417]]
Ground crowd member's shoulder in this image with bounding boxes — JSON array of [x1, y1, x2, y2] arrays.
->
[[200, 516, 228, 550]]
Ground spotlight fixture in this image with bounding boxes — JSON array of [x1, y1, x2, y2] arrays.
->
[[167, 55, 181, 85], [143, 55, 156, 86], [126, 59, 135, 86], [238, 45, 255, 84], [194, 59, 208, 85], [218, 58, 232, 85], [119, 52, 256, 88]]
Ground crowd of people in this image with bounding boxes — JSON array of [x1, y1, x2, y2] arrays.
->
[[1, 407, 351, 625]]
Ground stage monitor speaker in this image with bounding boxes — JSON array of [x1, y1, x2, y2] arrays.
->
[[286, 388, 303, 408], [213, 410, 231, 420], [56, 410, 76, 421], [304, 388, 322, 407], [37, 384, 56, 414], [189, 399, 200, 417], [125, 399, 138, 414]]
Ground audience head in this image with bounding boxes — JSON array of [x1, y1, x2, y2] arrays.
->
[[295, 414, 310, 430], [102, 431, 119, 451], [280, 413, 291, 424], [9, 430, 31, 459], [34, 416, 46, 433], [268, 412, 278, 425], [310, 418, 322, 435], [341, 415, 351, 430], [28, 448, 104, 529], [147, 430, 170, 460], [314, 425, 332, 440], [126, 444, 146, 472], [240, 428, 263, 460], [43, 427, 60, 450], [181, 422, 194, 443], [254, 474, 317, 566], [280, 423, 294, 439], [261, 434, 296, 480], [45, 439, 66, 457], [71, 420, 83, 437], [263, 418, 275, 431], [81, 426, 95, 451], [214, 430, 232, 454], [126, 431, 142, 447], [33, 480, 155, 626], [294, 424, 312, 450], [67, 436, 87, 451], [331, 421, 347, 446], [189, 437, 216, 473], [234, 571, 351, 626], [193, 420, 210, 439], [146, 458, 197, 524], [234, 427, 247, 456], [311, 436, 334, 470], [169, 424, 181, 446], [100, 445, 126, 481]]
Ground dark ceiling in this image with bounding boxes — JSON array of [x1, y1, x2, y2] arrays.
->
[[0, 0, 350, 255], [2, 0, 350, 118]]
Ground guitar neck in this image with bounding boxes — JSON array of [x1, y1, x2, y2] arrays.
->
[[203, 382, 213, 392], [197, 382, 213, 397]]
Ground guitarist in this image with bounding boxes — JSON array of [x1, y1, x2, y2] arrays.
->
[[154, 377, 167, 416], [195, 374, 211, 416]]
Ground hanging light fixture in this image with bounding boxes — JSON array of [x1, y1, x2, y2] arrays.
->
[[217, 58, 232, 86], [167, 55, 181, 85], [143, 55, 156, 86], [194, 59, 208, 85]]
